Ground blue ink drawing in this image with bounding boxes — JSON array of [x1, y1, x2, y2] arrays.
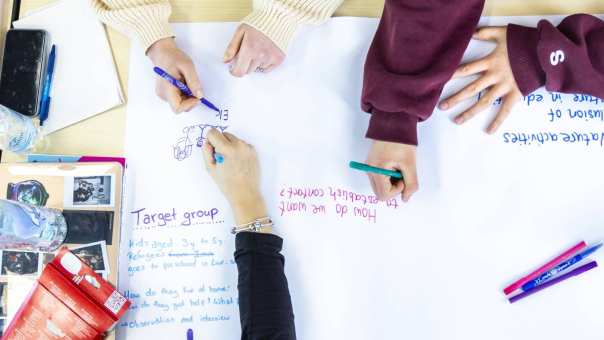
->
[[173, 123, 228, 161]]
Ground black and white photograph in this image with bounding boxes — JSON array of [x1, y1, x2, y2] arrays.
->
[[63, 210, 114, 245], [64, 175, 114, 207], [70, 241, 109, 273], [1, 251, 39, 276]]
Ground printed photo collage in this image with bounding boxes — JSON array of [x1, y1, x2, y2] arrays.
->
[[0, 164, 122, 281]]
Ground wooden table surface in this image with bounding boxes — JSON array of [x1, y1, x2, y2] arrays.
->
[[2, 0, 603, 161]]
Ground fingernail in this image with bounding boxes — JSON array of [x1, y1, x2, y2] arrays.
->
[[454, 117, 463, 124], [440, 102, 449, 110], [195, 90, 203, 98]]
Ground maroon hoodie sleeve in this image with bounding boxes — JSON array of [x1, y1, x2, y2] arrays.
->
[[507, 14, 604, 98], [361, 0, 485, 146]]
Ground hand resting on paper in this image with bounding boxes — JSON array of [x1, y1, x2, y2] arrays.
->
[[366, 140, 419, 203], [439, 27, 523, 134], [201, 129, 270, 230], [224, 24, 286, 77], [147, 37, 204, 113]]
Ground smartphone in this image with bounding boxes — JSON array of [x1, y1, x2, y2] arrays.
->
[[0, 29, 50, 117]]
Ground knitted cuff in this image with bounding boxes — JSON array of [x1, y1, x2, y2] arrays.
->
[[136, 15, 174, 53], [94, 2, 174, 53], [242, 7, 302, 53], [366, 109, 420, 146], [130, 3, 175, 53]]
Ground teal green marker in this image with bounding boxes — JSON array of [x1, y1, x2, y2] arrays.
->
[[349, 161, 403, 179]]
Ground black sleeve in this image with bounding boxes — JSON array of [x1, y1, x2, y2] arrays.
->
[[235, 232, 296, 340]]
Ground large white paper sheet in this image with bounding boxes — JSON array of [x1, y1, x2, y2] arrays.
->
[[14, 0, 124, 134], [120, 17, 604, 340]]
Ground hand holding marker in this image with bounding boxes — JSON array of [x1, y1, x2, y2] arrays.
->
[[349, 161, 403, 179], [153, 67, 224, 163], [153, 66, 220, 113]]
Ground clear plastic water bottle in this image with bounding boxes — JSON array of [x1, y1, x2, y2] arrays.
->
[[0, 199, 67, 252], [0, 104, 46, 153]]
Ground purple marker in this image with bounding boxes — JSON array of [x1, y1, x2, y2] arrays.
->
[[153, 66, 221, 113], [187, 328, 194, 340], [509, 261, 598, 303]]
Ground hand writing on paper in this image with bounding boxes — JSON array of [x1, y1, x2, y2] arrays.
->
[[224, 24, 286, 77], [366, 141, 419, 202], [147, 38, 204, 113], [202, 129, 269, 226], [439, 27, 523, 134]]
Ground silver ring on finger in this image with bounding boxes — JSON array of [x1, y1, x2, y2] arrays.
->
[[255, 66, 267, 73]]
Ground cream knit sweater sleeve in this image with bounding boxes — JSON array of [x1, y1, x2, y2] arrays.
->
[[243, 0, 344, 53], [90, 0, 342, 54], [90, 0, 174, 53]]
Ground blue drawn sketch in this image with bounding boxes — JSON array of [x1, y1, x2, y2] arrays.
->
[[173, 124, 228, 161]]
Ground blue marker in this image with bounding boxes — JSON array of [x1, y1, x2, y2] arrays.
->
[[153, 66, 220, 113], [186, 329, 194, 340], [522, 243, 603, 291], [214, 153, 224, 164], [39, 45, 56, 125]]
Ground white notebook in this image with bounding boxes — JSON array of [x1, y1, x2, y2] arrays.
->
[[14, 0, 124, 134]]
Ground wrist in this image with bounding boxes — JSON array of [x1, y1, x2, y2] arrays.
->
[[232, 216, 274, 234], [147, 37, 177, 64], [372, 140, 416, 154], [230, 193, 268, 226]]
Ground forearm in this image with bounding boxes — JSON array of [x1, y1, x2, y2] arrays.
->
[[235, 232, 296, 340], [90, 0, 174, 52], [362, 0, 485, 145], [242, 0, 344, 52], [507, 14, 604, 98], [201, 129, 294, 337], [230, 193, 271, 232]]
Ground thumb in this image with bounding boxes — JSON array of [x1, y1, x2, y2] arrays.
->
[[473, 27, 504, 42], [224, 28, 245, 63], [206, 128, 231, 152], [201, 139, 216, 170], [179, 62, 204, 98], [400, 166, 419, 203]]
